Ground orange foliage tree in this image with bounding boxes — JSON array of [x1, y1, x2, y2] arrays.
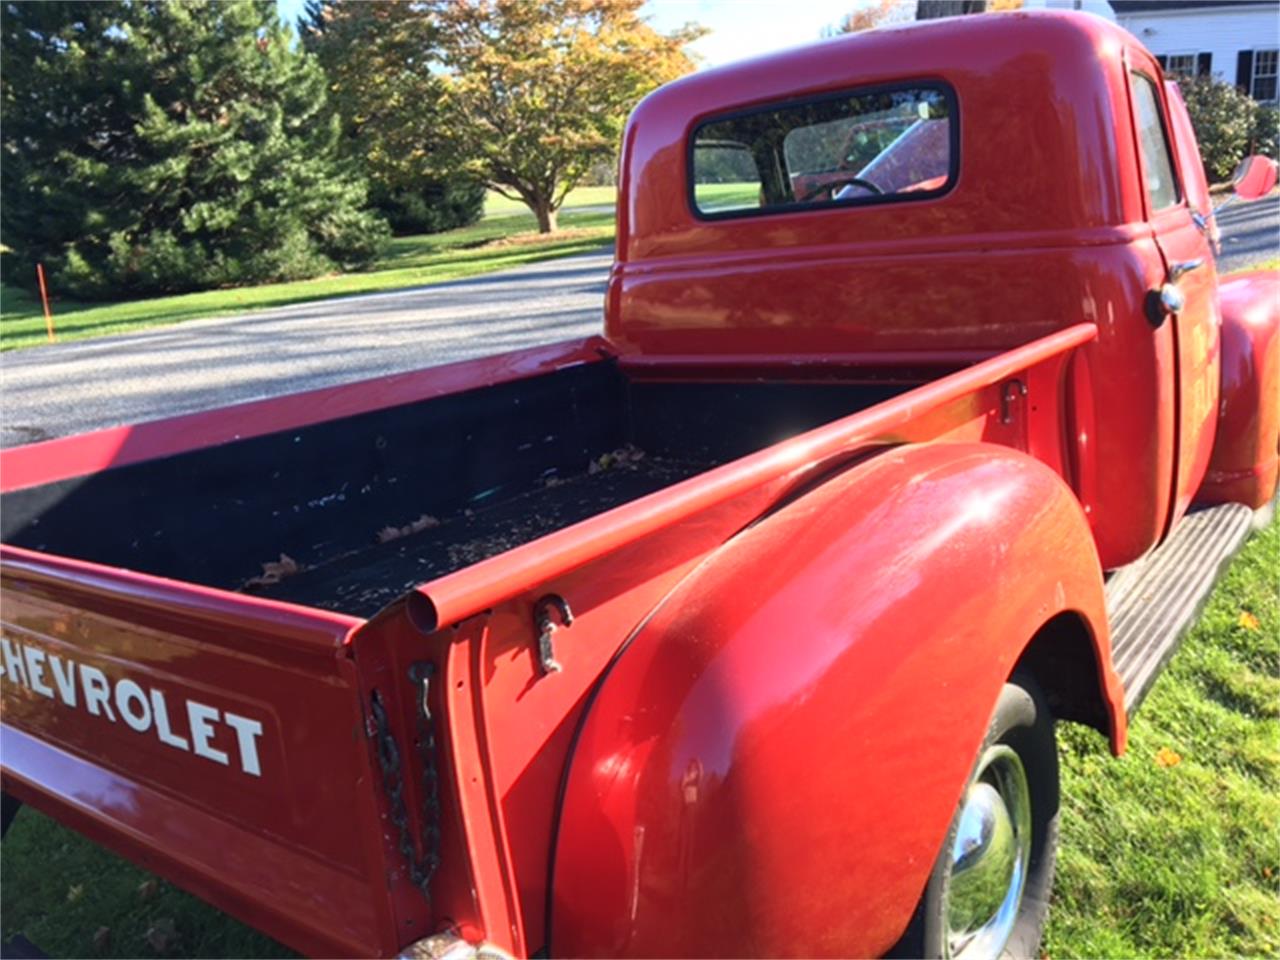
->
[[431, 0, 705, 232]]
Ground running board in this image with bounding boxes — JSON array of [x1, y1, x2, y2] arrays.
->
[[1105, 502, 1255, 717]]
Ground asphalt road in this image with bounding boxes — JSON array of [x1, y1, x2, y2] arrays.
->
[[2, 195, 1276, 448], [1, 251, 612, 447], [1214, 192, 1280, 274]]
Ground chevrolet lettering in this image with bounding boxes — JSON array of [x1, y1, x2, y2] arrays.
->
[[1, 637, 264, 777]]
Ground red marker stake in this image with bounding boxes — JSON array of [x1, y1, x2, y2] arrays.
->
[[36, 262, 55, 342]]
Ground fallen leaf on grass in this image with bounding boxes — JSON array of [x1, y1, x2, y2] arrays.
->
[[66, 883, 84, 903], [1155, 746, 1182, 768], [1264, 865, 1274, 878], [376, 514, 440, 543], [1238, 610, 1260, 631], [484, 227, 604, 249], [93, 926, 111, 951], [144, 917, 180, 955], [137, 877, 159, 901], [243, 553, 300, 588]]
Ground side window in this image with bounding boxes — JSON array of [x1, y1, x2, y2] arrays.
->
[[689, 85, 955, 218], [1130, 72, 1181, 212], [692, 141, 763, 215]]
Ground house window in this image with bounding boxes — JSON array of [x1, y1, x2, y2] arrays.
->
[[1253, 49, 1278, 102], [1156, 52, 1211, 77]]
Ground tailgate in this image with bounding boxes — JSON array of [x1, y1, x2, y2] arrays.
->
[[0, 546, 399, 957]]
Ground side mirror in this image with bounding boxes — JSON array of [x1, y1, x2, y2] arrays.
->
[[1231, 154, 1278, 201]]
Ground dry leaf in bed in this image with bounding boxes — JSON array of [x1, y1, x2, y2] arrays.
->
[[376, 514, 440, 543], [590, 444, 647, 474], [244, 553, 300, 588]]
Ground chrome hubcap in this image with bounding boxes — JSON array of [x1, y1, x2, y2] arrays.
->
[[945, 745, 1031, 959]]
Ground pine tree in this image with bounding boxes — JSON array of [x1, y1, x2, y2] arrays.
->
[[1, 0, 388, 298]]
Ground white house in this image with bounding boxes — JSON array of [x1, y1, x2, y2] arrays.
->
[[1109, 1, 1279, 101]]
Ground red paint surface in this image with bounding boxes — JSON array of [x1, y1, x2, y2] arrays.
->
[[606, 10, 1232, 570], [551, 443, 1121, 958], [410, 327, 1113, 956], [1199, 271, 1280, 508]]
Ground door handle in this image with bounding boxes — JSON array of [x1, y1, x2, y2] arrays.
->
[[1147, 259, 1204, 326], [1168, 258, 1204, 282]]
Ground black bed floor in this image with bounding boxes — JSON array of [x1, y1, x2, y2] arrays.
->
[[249, 451, 710, 617]]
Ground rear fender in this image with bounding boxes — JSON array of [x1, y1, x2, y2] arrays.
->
[[1199, 270, 1280, 509], [550, 443, 1124, 959]]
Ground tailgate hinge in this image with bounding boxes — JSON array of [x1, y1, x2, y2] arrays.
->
[[369, 662, 441, 901]]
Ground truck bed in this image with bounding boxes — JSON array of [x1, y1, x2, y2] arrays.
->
[[2, 360, 909, 618]]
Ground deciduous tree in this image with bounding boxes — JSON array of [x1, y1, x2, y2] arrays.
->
[[915, 0, 1022, 18], [824, 0, 909, 35], [430, 0, 705, 233], [300, 0, 485, 234]]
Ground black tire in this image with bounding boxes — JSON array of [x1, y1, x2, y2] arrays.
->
[[1, 792, 21, 837], [889, 675, 1059, 960]]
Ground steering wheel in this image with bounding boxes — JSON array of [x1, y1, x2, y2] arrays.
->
[[796, 176, 884, 203], [829, 176, 884, 199]]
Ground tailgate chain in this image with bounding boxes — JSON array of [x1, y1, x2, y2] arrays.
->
[[369, 662, 441, 901]]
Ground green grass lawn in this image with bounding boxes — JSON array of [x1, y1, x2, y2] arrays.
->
[[693, 180, 762, 212], [0, 209, 614, 351], [1044, 515, 1280, 958], [483, 185, 616, 218], [2, 514, 1276, 957]]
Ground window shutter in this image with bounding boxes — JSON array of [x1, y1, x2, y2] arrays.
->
[[1155, 54, 1168, 69], [1237, 49, 1255, 92], [1197, 52, 1212, 76]]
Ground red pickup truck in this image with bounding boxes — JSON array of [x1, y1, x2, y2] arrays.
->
[[2, 11, 1277, 959]]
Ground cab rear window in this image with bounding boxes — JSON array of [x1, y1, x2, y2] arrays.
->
[[690, 84, 957, 219]]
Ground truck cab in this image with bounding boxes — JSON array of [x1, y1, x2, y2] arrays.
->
[[609, 10, 1252, 568]]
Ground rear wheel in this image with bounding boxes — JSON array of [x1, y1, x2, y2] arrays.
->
[[891, 676, 1059, 959], [1, 793, 21, 837]]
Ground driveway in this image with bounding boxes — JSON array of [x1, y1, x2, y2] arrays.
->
[[1215, 191, 1279, 274], [1, 250, 612, 447], [2, 196, 1277, 449]]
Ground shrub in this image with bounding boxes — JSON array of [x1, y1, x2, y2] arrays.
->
[[1175, 73, 1259, 182], [1251, 103, 1279, 160], [372, 179, 487, 236]]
